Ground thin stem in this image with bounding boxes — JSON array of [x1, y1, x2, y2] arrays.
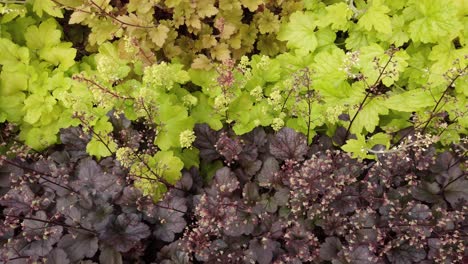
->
[[74, 75, 134, 100], [5, 214, 97, 235], [3, 159, 77, 194], [88, 0, 156, 28], [0, 0, 26, 4], [421, 65, 468, 134], [134, 154, 187, 193], [345, 51, 396, 140]]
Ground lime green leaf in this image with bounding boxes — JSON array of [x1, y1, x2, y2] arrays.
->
[[277, 11, 318, 53], [240, 0, 262, 11], [0, 92, 26, 122], [405, 0, 462, 43], [86, 137, 117, 159], [33, 0, 63, 17], [385, 89, 436, 112], [191, 92, 223, 130], [385, 15, 410, 47], [256, 9, 280, 34], [351, 97, 389, 134], [358, 0, 392, 34], [38, 43, 76, 69], [319, 2, 353, 31], [23, 94, 56, 124], [20, 126, 58, 151], [367, 132, 391, 150], [341, 134, 373, 160], [0, 66, 29, 96], [25, 18, 62, 50], [345, 24, 379, 50], [155, 102, 195, 150], [0, 38, 29, 66], [153, 151, 184, 184]]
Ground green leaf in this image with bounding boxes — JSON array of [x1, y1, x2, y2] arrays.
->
[[25, 18, 62, 49], [174, 148, 200, 169], [33, 0, 63, 18], [385, 89, 436, 112], [405, 0, 462, 43], [319, 2, 353, 31], [0, 38, 29, 66], [190, 92, 223, 130], [350, 97, 389, 134], [155, 102, 195, 150], [20, 125, 58, 151], [38, 43, 76, 69], [358, 0, 392, 34], [341, 134, 373, 160], [22, 94, 56, 124], [153, 151, 184, 184], [86, 137, 117, 159], [277, 11, 318, 53]]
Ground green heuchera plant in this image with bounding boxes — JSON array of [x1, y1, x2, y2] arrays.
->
[[45, 0, 304, 68], [1, 0, 467, 200], [0, 2, 85, 150]]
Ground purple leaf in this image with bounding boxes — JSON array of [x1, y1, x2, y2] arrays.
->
[[248, 238, 279, 264], [386, 243, 426, 264], [99, 244, 122, 264], [407, 203, 431, 220], [319, 237, 342, 261], [269, 127, 308, 161], [100, 213, 150, 252], [58, 233, 98, 262], [347, 245, 376, 264], [153, 196, 187, 242], [47, 248, 70, 264], [0, 185, 34, 215], [444, 178, 468, 208], [21, 211, 63, 257], [193, 124, 221, 162], [215, 132, 243, 164], [257, 157, 280, 187], [411, 181, 443, 204], [213, 167, 239, 195]]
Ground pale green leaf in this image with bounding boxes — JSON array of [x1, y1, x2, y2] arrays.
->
[[33, 0, 63, 17], [358, 0, 392, 34], [277, 11, 318, 53]]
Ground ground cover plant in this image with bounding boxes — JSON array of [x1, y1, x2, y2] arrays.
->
[[0, 0, 467, 263]]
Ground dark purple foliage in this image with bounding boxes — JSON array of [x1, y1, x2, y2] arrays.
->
[[0, 124, 467, 264]]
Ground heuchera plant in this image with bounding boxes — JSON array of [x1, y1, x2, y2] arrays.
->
[[0, 126, 200, 263], [1, 122, 467, 263]]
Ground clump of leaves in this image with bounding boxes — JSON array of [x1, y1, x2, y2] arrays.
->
[[179, 125, 467, 263], [0, 127, 201, 263]]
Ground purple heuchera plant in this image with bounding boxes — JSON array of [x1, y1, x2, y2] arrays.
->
[[0, 123, 467, 263]]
